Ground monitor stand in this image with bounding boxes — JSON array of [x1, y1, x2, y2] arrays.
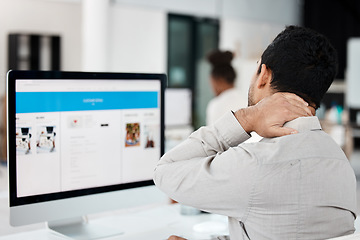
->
[[47, 216, 124, 240]]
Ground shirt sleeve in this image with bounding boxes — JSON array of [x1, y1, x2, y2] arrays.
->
[[153, 111, 258, 219]]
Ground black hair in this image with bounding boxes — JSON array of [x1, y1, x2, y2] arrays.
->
[[259, 25, 338, 109], [207, 50, 236, 85]]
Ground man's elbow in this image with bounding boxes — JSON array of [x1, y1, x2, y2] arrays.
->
[[153, 166, 179, 200], [153, 166, 165, 191]]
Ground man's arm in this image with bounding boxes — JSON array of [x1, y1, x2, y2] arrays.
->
[[154, 93, 311, 217]]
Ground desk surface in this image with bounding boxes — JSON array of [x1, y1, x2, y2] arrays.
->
[[0, 202, 228, 240]]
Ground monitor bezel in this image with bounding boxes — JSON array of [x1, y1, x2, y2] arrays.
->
[[7, 70, 166, 208]]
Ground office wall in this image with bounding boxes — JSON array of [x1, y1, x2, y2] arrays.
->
[[114, 0, 301, 25], [114, 0, 219, 18], [108, 4, 167, 73], [222, 0, 301, 25], [0, 0, 82, 95]]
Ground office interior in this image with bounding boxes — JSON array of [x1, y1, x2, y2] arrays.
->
[[1, 0, 360, 239]]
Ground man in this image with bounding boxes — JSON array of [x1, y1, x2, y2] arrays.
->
[[154, 26, 357, 239]]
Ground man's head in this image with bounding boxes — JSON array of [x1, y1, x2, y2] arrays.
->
[[248, 25, 338, 108]]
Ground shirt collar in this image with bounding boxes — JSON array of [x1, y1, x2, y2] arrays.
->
[[283, 116, 322, 133]]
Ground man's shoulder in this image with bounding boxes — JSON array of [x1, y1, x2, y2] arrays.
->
[[239, 130, 348, 164]]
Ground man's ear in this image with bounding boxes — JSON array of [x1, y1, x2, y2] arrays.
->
[[256, 64, 272, 89]]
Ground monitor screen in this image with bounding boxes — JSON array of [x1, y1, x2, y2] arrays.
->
[[7, 71, 166, 238]]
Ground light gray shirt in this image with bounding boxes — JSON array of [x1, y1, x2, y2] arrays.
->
[[154, 111, 357, 240]]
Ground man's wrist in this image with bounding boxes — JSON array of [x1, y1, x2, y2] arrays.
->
[[234, 107, 256, 134]]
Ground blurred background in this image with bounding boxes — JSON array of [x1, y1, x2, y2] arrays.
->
[[0, 0, 360, 192]]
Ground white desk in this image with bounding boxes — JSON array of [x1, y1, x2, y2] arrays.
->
[[0, 202, 228, 240]]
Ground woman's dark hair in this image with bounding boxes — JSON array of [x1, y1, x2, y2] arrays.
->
[[259, 25, 338, 109], [207, 50, 236, 84]]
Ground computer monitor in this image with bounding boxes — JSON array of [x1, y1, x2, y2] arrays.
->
[[7, 70, 166, 239]]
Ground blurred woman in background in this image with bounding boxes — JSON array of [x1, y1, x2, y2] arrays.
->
[[206, 50, 246, 125]]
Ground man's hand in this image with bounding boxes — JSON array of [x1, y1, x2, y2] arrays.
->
[[234, 92, 312, 138], [167, 235, 187, 240]]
